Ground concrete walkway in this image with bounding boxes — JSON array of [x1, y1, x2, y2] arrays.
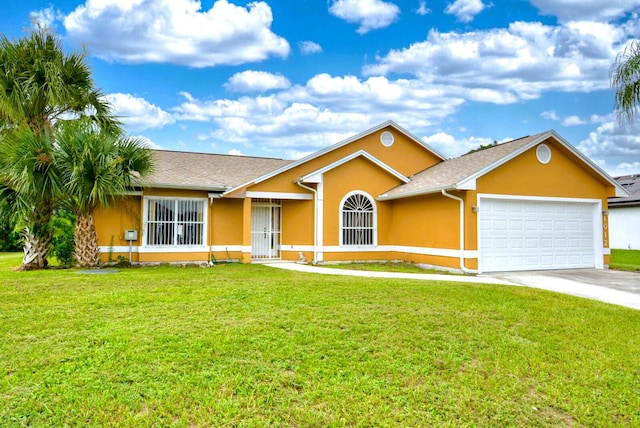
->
[[266, 262, 640, 311]]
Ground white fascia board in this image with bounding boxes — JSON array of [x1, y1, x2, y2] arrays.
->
[[378, 185, 457, 201], [150, 183, 230, 192], [223, 120, 444, 196], [298, 150, 409, 184], [246, 191, 313, 200]]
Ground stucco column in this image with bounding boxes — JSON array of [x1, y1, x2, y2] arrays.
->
[[242, 197, 252, 263]]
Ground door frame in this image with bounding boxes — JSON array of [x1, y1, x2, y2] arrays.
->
[[251, 199, 282, 260]]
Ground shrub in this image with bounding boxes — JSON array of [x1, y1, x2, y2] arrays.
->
[[51, 210, 76, 267]]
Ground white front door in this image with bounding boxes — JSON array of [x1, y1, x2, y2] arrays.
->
[[478, 197, 599, 272], [251, 200, 282, 259]]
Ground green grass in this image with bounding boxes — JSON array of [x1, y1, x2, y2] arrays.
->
[[611, 249, 640, 272], [1, 252, 639, 426], [320, 261, 456, 274]]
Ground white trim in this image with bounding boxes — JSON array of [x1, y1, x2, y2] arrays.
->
[[476, 194, 604, 272], [148, 183, 229, 192], [100, 244, 478, 260], [222, 120, 446, 196], [603, 248, 611, 255], [281, 245, 316, 252], [122, 190, 143, 196], [142, 196, 209, 250], [246, 191, 312, 200], [298, 150, 409, 184], [138, 247, 209, 254], [339, 190, 378, 247], [477, 193, 602, 204], [211, 245, 243, 252], [321, 245, 478, 259], [317, 180, 324, 262], [99, 246, 139, 253], [379, 185, 456, 201]]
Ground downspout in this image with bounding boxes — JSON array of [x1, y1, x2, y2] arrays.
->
[[208, 197, 214, 265], [441, 189, 477, 274], [295, 180, 317, 264]]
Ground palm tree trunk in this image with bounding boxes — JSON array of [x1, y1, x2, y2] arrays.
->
[[74, 212, 101, 267], [21, 227, 50, 270]]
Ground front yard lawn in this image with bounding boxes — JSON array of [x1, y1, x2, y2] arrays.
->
[[611, 248, 640, 271], [1, 253, 639, 426]]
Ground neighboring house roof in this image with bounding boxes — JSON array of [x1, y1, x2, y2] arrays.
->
[[380, 130, 628, 200], [142, 149, 292, 192], [609, 174, 640, 207], [222, 120, 447, 196]]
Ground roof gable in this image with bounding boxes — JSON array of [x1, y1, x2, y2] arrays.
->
[[298, 150, 409, 184], [223, 120, 445, 196], [380, 130, 628, 200]]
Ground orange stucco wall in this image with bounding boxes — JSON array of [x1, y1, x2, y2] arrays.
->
[[476, 139, 611, 200], [94, 196, 142, 262]]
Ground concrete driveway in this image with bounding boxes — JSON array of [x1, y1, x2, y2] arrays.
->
[[486, 269, 640, 310]]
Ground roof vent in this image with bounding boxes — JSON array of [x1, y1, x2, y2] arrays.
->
[[380, 131, 394, 147], [536, 143, 551, 164]]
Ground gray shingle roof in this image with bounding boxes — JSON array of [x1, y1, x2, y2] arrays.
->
[[380, 131, 549, 199], [142, 150, 293, 191], [610, 174, 640, 206]]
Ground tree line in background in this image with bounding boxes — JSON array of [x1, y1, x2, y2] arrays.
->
[[0, 27, 154, 270]]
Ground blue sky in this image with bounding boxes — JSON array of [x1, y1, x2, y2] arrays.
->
[[3, 0, 640, 176]]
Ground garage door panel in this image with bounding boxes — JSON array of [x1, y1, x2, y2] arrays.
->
[[480, 198, 596, 272]]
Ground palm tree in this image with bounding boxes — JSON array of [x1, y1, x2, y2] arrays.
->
[[611, 40, 640, 123], [0, 27, 119, 135], [55, 120, 153, 267], [0, 27, 120, 269], [0, 126, 62, 269]]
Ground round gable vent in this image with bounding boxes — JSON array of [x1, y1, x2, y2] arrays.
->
[[380, 131, 394, 147], [536, 143, 551, 164]]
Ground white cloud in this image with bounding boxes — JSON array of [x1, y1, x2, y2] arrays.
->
[[227, 148, 245, 156], [444, 0, 489, 23], [529, 0, 640, 23], [416, 1, 431, 15], [224, 71, 291, 93], [541, 110, 560, 121], [105, 93, 175, 131], [30, 7, 63, 29], [578, 118, 640, 175], [541, 110, 610, 126], [299, 41, 323, 55], [363, 20, 625, 103], [329, 0, 401, 34], [133, 135, 162, 150], [63, 0, 290, 67], [421, 132, 509, 157]]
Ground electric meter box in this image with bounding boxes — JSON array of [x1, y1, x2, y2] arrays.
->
[[124, 229, 138, 241]]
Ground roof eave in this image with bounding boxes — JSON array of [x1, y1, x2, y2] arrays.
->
[[148, 183, 230, 192], [378, 185, 458, 201]]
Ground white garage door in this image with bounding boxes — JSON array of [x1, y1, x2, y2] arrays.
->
[[479, 198, 597, 272]]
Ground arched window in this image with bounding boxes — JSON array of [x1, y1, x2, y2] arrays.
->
[[341, 192, 377, 246]]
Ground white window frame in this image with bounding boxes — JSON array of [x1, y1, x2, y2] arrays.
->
[[339, 191, 377, 247], [143, 196, 208, 249]]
